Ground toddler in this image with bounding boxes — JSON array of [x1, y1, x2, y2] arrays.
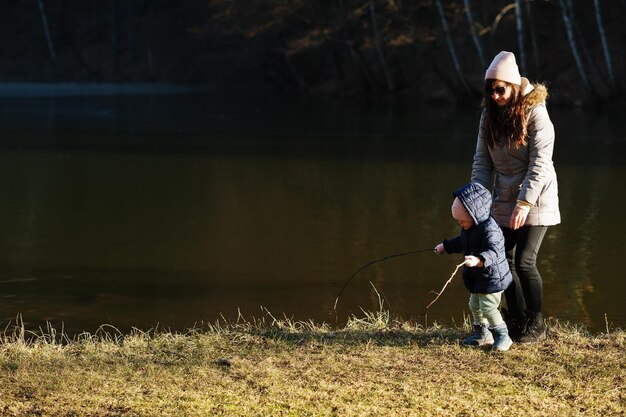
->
[[435, 182, 513, 351]]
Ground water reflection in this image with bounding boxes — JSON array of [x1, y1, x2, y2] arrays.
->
[[0, 95, 624, 334]]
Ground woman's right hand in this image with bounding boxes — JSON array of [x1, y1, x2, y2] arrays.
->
[[509, 205, 530, 230]]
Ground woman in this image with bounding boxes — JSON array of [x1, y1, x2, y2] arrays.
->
[[471, 51, 560, 343]]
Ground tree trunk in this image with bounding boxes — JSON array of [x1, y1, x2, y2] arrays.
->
[[347, 40, 379, 93], [111, 0, 118, 77], [593, 0, 616, 87], [463, 0, 486, 68], [525, 0, 540, 72], [37, 0, 55, 59], [435, 0, 470, 94], [127, 0, 134, 65], [559, 0, 591, 91], [515, 0, 526, 74], [369, 0, 394, 92]]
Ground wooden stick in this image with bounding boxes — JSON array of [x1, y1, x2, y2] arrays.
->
[[426, 261, 465, 310]]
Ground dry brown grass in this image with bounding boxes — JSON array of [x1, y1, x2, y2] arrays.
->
[[0, 313, 623, 417]]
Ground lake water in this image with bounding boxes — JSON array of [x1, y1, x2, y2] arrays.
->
[[0, 92, 624, 335]]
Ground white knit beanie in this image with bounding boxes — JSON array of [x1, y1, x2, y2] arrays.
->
[[485, 51, 521, 86]]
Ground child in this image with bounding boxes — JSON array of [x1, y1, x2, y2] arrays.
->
[[435, 182, 513, 351]]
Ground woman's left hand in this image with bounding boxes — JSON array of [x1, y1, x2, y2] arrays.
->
[[509, 206, 529, 230]]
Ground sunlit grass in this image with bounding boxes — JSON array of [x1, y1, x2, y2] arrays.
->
[[0, 311, 623, 416]]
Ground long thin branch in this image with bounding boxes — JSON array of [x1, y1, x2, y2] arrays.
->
[[426, 262, 465, 310], [490, 3, 517, 36]]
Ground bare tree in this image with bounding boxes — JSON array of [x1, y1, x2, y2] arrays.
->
[[37, 0, 55, 59], [525, 0, 540, 72], [593, 0, 616, 87], [369, 0, 394, 92], [463, 0, 486, 68], [111, 0, 119, 77], [435, 0, 470, 94], [127, 0, 134, 65], [559, 0, 591, 91], [515, 0, 526, 74]]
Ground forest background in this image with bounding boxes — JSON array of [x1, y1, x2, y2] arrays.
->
[[1, 0, 623, 106]]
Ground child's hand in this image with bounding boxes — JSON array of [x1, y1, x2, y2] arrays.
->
[[464, 255, 482, 267], [435, 243, 445, 254]]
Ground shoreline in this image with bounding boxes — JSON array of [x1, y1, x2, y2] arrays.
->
[[0, 82, 207, 97], [0, 314, 623, 416]]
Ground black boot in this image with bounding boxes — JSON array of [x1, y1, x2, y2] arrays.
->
[[502, 308, 526, 342], [518, 311, 546, 344]]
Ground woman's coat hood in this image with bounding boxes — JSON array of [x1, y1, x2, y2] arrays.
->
[[523, 83, 548, 109]]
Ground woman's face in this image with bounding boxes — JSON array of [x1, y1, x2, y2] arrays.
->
[[487, 80, 513, 106]]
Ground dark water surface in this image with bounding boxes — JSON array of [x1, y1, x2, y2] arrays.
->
[[0, 93, 624, 334]]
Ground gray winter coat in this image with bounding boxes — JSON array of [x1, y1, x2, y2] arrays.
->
[[443, 182, 512, 294], [471, 84, 561, 227]]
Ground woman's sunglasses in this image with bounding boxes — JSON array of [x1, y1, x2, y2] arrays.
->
[[486, 86, 507, 96]]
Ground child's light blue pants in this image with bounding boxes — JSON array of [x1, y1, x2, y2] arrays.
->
[[469, 291, 504, 327]]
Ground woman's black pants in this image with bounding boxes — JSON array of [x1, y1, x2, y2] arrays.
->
[[502, 225, 548, 317]]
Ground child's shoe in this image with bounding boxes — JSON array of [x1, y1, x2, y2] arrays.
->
[[490, 322, 513, 351], [462, 323, 494, 346]]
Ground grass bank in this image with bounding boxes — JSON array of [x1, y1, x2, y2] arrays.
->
[[0, 312, 623, 417]]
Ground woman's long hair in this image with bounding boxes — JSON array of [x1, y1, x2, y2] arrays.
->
[[482, 79, 527, 149]]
